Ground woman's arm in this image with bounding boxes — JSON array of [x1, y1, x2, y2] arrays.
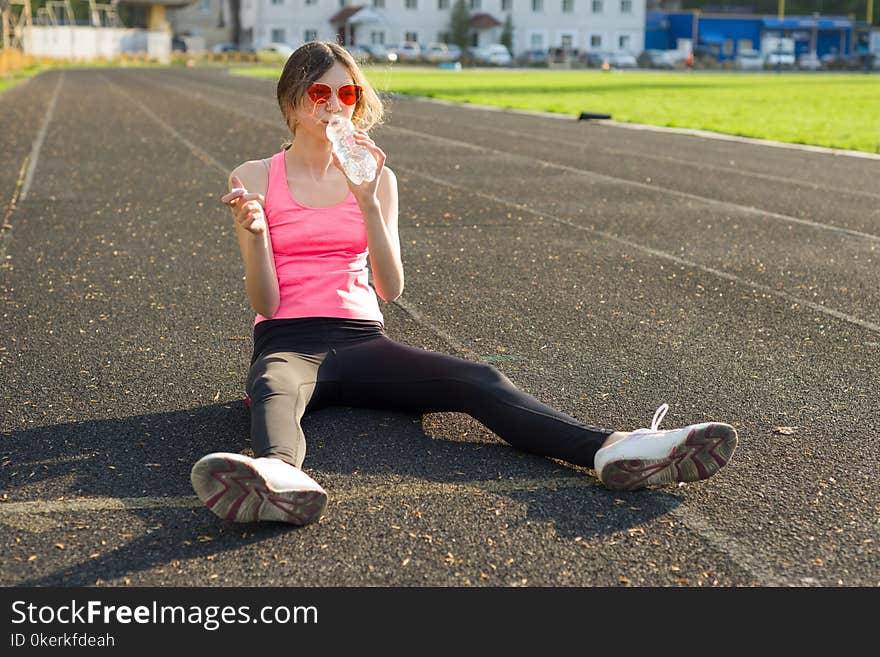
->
[[227, 161, 280, 318], [362, 166, 404, 303], [329, 132, 403, 302]]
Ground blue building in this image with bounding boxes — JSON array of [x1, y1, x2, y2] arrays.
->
[[646, 11, 870, 61]]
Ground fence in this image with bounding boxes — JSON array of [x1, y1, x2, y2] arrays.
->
[[22, 26, 171, 63]]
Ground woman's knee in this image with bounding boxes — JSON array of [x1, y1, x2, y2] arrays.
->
[[463, 361, 512, 389]]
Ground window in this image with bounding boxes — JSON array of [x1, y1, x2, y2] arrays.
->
[[560, 34, 573, 49], [438, 31, 450, 42], [199, 0, 211, 11], [370, 31, 385, 44], [405, 31, 418, 42], [305, 29, 318, 41], [438, 0, 449, 7], [620, 0, 631, 12], [304, 0, 317, 5], [339, 0, 346, 6], [373, 0, 385, 6], [618, 34, 630, 50], [405, 0, 417, 7], [531, 0, 543, 10], [591, 0, 602, 12], [562, 0, 573, 11], [469, 0, 481, 9], [530, 32, 544, 48], [270, 0, 283, 5], [271, 28, 285, 42], [590, 34, 601, 47], [502, 0, 512, 8]]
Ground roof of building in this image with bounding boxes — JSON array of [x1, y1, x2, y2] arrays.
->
[[470, 13, 502, 29], [329, 6, 367, 25]]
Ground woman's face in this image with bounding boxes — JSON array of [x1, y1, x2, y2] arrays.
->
[[288, 61, 358, 141]]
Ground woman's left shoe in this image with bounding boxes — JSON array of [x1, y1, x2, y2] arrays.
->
[[190, 452, 327, 525], [594, 404, 738, 491]]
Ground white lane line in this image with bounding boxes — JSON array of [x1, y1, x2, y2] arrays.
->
[[389, 102, 880, 202], [390, 296, 476, 356], [669, 506, 784, 586], [97, 73, 229, 176], [0, 496, 201, 515], [0, 481, 777, 583], [19, 71, 64, 202], [0, 477, 594, 518], [403, 93, 880, 161], [403, 166, 880, 335], [385, 124, 880, 244], [152, 72, 880, 243]]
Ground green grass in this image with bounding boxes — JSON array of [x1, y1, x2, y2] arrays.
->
[[232, 66, 880, 154], [0, 64, 44, 95]]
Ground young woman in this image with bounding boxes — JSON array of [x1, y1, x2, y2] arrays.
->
[[190, 41, 738, 526]]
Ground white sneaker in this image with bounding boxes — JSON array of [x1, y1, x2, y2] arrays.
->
[[594, 404, 738, 491], [190, 452, 327, 525]]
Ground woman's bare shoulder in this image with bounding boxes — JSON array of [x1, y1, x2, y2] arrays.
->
[[228, 158, 272, 196]]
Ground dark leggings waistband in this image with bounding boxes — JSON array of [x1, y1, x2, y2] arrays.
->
[[252, 316, 385, 364]]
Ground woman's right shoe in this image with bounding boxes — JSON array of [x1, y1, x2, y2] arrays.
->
[[190, 452, 327, 525]]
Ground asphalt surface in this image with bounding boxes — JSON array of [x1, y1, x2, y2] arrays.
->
[[1, 67, 878, 587]]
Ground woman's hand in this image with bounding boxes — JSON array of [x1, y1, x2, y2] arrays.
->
[[221, 175, 267, 236], [331, 131, 386, 207]]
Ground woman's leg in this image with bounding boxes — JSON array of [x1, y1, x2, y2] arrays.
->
[[190, 347, 333, 525], [329, 334, 613, 468], [245, 348, 337, 468]]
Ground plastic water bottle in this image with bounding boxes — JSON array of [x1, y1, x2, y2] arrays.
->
[[325, 116, 377, 185]]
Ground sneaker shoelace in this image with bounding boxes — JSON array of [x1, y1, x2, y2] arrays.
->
[[632, 403, 670, 435]]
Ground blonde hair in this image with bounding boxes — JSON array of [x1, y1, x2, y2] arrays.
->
[[277, 41, 385, 150]]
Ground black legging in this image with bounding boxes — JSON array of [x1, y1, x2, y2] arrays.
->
[[246, 317, 614, 469]]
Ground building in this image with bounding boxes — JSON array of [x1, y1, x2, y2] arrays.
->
[[646, 11, 872, 61], [167, 0, 235, 48], [169, 0, 647, 56]]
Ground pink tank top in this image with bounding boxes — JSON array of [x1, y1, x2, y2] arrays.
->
[[254, 150, 384, 327]]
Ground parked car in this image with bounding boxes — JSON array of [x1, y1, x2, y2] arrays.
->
[[821, 52, 863, 70], [734, 49, 764, 71], [580, 50, 607, 68], [395, 41, 423, 63], [211, 42, 238, 54], [587, 51, 636, 69], [637, 49, 677, 69], [257, 42, 294, 62], [362, 44, 397, 63], [517, 48, 550, 66], [547, 46, 580, 65], [797, 52, 822, 71], [212, 42, 255, 54], [469, 43, 512, 66], [424, 42, 461, 63], [764, 50, 796, 69]]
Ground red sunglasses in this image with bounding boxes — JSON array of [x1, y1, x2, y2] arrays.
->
[[306, 82, 363, 106]]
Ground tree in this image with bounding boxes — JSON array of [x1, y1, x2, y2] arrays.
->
[[500, 13, 513, 52], [448, 0, 470, 51]]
